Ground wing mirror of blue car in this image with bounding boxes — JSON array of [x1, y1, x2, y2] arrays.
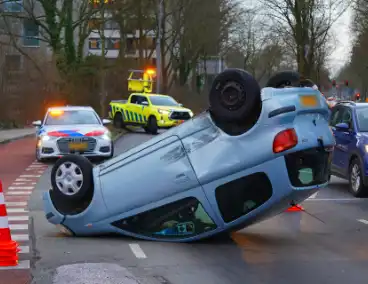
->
[[32, 120, 42, 127], [335, 122, 349, 131], [102, 119, 112, 125], [141, 101, 149, 106]]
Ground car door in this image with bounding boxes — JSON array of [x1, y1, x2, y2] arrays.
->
[[330, 106, 343, 171], [335, 107, 356, 173], [127, 94, 140, 123], [134, 95, 149, 124]]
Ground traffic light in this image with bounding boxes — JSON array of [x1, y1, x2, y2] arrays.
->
[[332, 80, 336, 87], [345, 80, 349, 86]]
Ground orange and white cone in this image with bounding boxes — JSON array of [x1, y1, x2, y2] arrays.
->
[[0, 180, 19, 266]]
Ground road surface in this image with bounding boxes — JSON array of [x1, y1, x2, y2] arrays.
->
[[2, 131, 368, 284]]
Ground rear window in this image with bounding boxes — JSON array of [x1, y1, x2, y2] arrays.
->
[[44, 110, 101, 125]]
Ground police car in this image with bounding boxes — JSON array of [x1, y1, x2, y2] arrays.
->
[[32, 106, 114, 162]]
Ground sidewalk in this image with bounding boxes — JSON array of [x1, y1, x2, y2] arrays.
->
[[0, 128, 36, 144]]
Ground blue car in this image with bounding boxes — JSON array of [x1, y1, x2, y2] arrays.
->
[[43, 69, 334, 242], [330, 101, 368, 197]]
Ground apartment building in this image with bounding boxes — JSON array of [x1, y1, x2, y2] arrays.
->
[[86, 0, 157, 64], [0, 0, 47, 72]]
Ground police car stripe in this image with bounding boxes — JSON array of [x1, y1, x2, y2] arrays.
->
[[122, 109, 125, 120], [126, 110, 130, 120], [139, 114, 142, 122], [135, 113, 138, 122]]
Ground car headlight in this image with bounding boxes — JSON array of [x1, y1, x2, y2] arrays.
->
[[189, 111, 194, 117], [365, 145, 368, 153], [101, 132, 111, 140], [41, 135, 50, 141], [158, 109, 170, 115]]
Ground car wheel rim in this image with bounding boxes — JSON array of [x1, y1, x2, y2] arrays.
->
[[55, 162, 83, 196], [220, 82, 245, 111], [351, 164, 361, 192]]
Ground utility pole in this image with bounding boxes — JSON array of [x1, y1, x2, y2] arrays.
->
[[156, 0, 164, 94]]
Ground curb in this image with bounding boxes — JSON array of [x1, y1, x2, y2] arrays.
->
[[112, 130, 127, 142], [0, 133, 34, 145]]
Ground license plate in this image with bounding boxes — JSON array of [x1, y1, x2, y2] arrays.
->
[[300, 95, 318, 107], [68, 142, 88, 151]]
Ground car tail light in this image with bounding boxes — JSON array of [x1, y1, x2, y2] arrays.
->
[[85, 130, 105, 136], [273, 129, 298, 153]]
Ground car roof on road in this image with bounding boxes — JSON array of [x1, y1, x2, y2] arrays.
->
[[47, 106, 94, 111]]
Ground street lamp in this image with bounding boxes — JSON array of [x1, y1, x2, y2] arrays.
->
[[156, 0, 164, 94]]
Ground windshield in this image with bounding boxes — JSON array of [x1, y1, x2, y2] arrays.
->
[[356, 108, 368, 132], [149, 96, 179, 107], [44, 110, 101, 125]]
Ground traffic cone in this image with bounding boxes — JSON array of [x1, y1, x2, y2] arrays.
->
[[0, 180, 19, 266], [285, 204, 304, 212]]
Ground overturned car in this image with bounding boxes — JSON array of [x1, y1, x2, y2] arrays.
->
[[43, 69, 335, 242]]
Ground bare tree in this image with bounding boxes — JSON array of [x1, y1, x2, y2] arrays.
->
[[262, 0, 350, 79]]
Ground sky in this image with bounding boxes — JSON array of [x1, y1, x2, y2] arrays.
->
[[329, 7, 353, 77]]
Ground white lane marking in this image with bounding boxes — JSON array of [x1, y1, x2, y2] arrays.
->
[[19, 245, 29, 254], [6, 202, 27, 207], [0, 260, 30, 270], [19, 175, 41, 178], [9, 224, 28, 230], [304, 198, 359, 201], [29, 164, 44, 167], [11, 234, 29, 241], [8, 216, 29, 221], [8, 186, 34, 190], [16, 178, 33, 182], [129, 244, 147, 259], [7, 208, 28, 213], [32, 182, 36, 185], [12, 182, 26, 185], [357, 219, 368, 225], [308, 192, 318, 199], [6, 191, 33, 195]]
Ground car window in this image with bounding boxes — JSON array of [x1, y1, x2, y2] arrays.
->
[[355, 108, 368, 132], [329, 107, 342, 126], [340, 108, 353, 129], [135, 96, 148, 105], [149, 96, 179, 106], [130, 95, 139, 104], [44, 110, 101, 125]]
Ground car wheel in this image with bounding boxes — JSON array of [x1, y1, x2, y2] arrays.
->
[[36, 148, 45, 163], [208, 68, 261, 124], [109, 142, 114, 158], [147, 116, 158, 134], [113, 112, 124, 129], [266, 71, 301, 88], [349, 158, 367, 197], [51, 154, 94, 202]]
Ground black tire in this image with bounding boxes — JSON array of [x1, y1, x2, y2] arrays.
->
[[208, 68, 261, 123], [266, 71, 301, 88], [36, 148, 45, 163], [147, 116, 158, 134], [109, 142, 114, 158], [113, 112, 124, 129], [51, 154, 94, 202], [348, 158, 368, 197]]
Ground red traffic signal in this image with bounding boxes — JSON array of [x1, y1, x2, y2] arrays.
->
[[345, 80, 349, 86], [332, 80, 336, 87]]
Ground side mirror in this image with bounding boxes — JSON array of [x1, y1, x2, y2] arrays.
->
[[102, 119, 112, 125], [141, 101, 149, 106], [335, 122, 349, 131], [178, 103, 183, 107], [32, 120, 42, 127]]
